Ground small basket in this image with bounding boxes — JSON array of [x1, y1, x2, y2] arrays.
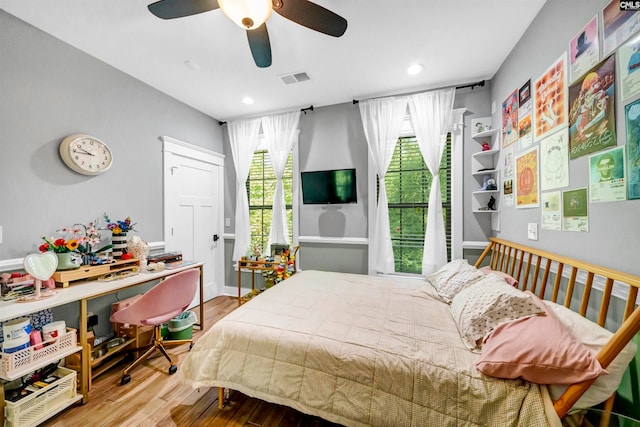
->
[[4, 366, 77, 427], [0, 328, 77, 378]]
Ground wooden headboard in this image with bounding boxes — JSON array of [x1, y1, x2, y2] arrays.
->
[[475, 237, 640, 418]]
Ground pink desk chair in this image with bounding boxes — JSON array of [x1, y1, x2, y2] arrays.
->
[[109, 268, 199, 385]]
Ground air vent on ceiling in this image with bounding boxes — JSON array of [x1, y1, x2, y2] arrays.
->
[[279, 72, 311, 85]]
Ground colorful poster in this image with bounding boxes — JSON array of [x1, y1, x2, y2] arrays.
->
[[502, 90, 519, 148], [603, 1, 640, 56], [589, 146, 626, 203], [562, 188, 589, 232], [568, 54, 616, 159], [541, 191, 562, 231], [625, 99, 640, 199], [515, 146, 539, 208], [534, 54, 567, 141], [540, 128, 570, 191], [570, 16, 600, 83], [618, 33, 640, 101], [518, 80, 533, 150]]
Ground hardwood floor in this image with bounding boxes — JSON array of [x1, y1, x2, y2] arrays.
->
[[41, 296, 342, 427]]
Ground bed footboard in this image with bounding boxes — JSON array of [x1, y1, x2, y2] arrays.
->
[[475, 238, 640, 418]]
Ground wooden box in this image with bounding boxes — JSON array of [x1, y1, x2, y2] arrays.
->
[[52, 259, 140, 288]]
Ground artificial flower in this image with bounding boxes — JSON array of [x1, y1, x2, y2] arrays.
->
[[104, 214, 136, 235]]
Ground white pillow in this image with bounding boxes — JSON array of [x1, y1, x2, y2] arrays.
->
[[544, 301, 638, 410], [427, 259, 484, 303], [450, 274, 543, 350]]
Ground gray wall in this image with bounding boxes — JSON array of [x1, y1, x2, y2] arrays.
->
[[223, 88, 492, 278], [0, 10, 223, 260], [0, 10, 223, 337], [491, 0, 640, 276]]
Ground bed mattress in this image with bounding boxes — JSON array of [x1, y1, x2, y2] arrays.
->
[[180, 270, 557, 427]]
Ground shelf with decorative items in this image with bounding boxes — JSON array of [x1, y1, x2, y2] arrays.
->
[[470, 117, 501, 231], [236, 245, 299, 306]]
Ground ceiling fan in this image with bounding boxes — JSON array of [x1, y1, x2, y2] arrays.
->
[[147, 0, 348, 68]]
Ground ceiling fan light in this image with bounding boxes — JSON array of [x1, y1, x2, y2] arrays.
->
[[219, 0, 273, 30]]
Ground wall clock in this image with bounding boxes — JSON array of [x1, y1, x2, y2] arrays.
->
[[59, 134, 113, 175]]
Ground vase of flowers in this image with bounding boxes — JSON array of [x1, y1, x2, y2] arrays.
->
[[104, 214, 136, 259], [39, 237, 82, 270]]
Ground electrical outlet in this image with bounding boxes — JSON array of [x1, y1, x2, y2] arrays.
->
[[527, 223, 538, 241], [225, 217, 231, 227], [491, 101, 496, 114], [0, 225, 3, 244]]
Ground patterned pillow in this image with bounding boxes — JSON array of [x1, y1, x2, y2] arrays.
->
[[427, 259, 484, 303], [450, 274, 544, 350], [478, 266, 519, 287]]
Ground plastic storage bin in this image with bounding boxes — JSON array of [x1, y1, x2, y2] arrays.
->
[[4, 366, 78, 427], [167, 311, 197, 340]]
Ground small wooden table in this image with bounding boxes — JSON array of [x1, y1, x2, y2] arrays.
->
[[236, 247, 298, 305]]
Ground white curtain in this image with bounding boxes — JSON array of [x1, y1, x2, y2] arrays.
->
[[262, 110, 300, 249], [228, 118, 262, 261], [359, 97, 408, 274], [408, 88, 455, 275]]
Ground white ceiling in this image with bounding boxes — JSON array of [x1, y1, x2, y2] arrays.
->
[[1, 0, 547, 121]]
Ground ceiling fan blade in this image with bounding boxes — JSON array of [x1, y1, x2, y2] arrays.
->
[[274, 0, 347, 37], [148, 0, 220, 19], [247, 24, 272, 68]]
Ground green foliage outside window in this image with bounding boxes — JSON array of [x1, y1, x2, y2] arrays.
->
[[384, 136, 451, 274], [247, 150, 293, 254]]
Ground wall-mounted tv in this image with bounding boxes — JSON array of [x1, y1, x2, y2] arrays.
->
[[301, 168, 357, 204]]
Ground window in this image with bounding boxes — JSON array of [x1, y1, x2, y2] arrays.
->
[[246, 149, 294, 253], [384, 134, 452, 274]]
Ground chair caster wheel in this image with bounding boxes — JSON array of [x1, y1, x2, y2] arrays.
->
[[169, 365, 178, 375], [189, 342, 194, 351], [120, 374, 131, 385]]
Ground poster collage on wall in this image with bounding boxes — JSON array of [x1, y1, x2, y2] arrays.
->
[[499, 0, 640, 233]]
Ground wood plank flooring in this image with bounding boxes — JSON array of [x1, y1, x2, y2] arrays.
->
[[41, 296, 342, 427]]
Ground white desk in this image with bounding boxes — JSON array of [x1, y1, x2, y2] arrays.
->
[[0, 261, 204, 403]]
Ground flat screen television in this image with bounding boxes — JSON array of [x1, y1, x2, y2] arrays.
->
[[301, 168, 357, 204]]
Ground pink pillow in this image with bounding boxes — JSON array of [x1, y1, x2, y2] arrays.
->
[[479, 266, 518, 287], [475, 292, 606, 384]]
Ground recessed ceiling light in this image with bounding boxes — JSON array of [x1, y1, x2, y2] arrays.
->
[[407, 63, 424, 75], [242, 97, 254, 105]]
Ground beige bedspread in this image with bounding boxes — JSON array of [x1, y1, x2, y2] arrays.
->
[[181, 270, 558, 427]]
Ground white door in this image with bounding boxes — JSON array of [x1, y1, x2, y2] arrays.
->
[[162, 137, 224, 305]]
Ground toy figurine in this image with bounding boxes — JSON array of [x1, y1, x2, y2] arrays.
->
[[482, 142, 491, 151], [488, 196, 496, 210], [486, 178, 497, 191]]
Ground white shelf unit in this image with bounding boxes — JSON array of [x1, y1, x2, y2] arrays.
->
[[1, 330, 82, 425], [470, 117, 500, 231]]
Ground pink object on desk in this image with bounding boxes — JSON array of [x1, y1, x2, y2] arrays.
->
[[43, 278, 56, 290], [30, 330, 43, 350]]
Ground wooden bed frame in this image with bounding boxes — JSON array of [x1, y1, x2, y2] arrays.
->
[[475, 237, 640, 419], [215, 238, 639, 421]]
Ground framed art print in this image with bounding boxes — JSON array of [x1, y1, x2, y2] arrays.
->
[[534, 53, 568, 141], [515, 146, 540, 209], [625, 98, 640, 199], [568, 54, 616, 159]]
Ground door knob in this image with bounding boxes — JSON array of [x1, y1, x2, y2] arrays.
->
[[213, 234, 220, 242]]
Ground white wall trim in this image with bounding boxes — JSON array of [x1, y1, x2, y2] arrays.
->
[[450, 108, 466, 260], [462, 240, 490, 250], [160, 135, 225, 163], [0, 258, 25, 271], [298, 236, 368, 245]]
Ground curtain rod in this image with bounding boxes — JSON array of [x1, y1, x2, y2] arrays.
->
[[218, 105, 314, 126], [351, 80, 485, 105]]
